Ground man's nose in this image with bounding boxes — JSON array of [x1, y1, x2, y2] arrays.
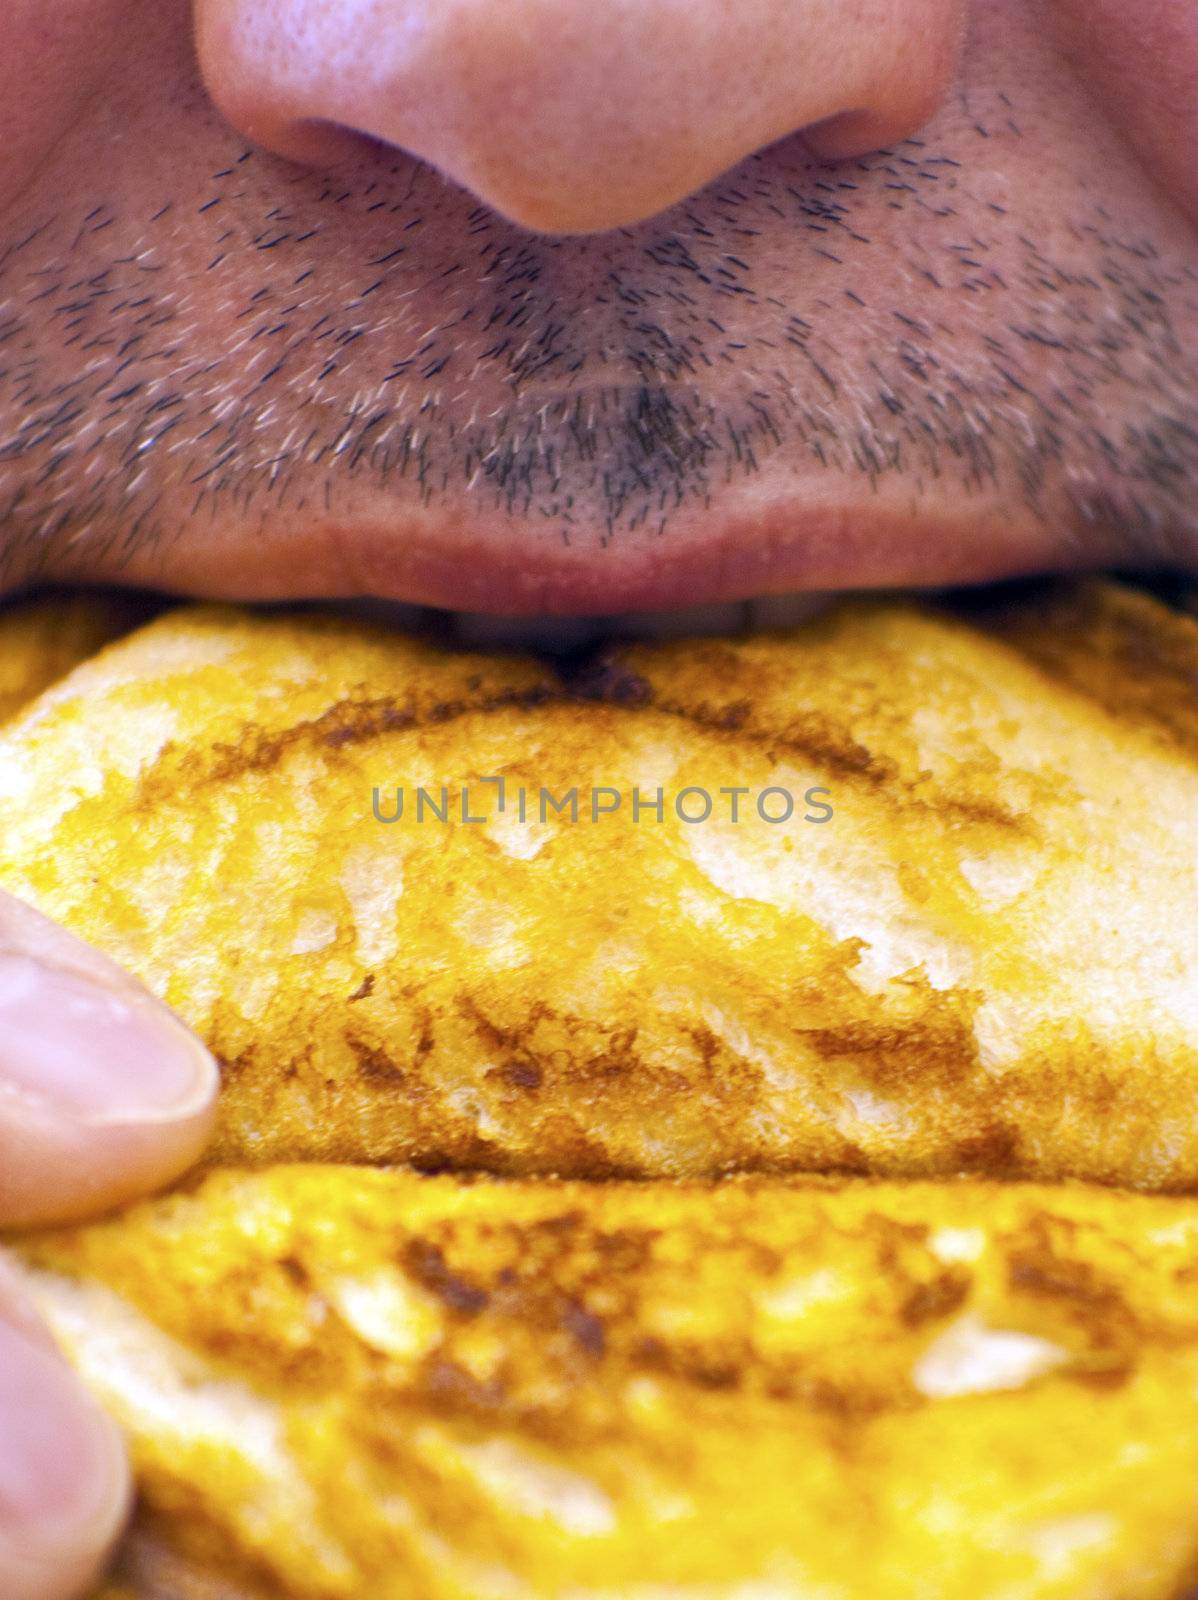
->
[[194, 0, 966, 234]]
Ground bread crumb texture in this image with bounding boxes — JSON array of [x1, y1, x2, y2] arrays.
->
[[0, 580, 1194, 1183], [17, 1169, 1198, 1600], [4, 579, 1198, 1598]]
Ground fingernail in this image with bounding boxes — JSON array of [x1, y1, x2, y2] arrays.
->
[[0, 1318, 129, 1556], [0, 952, 217, 1124]]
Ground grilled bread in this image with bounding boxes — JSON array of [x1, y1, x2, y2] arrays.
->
[[0, 580, 1194, 1184], [11, 1169, 1198, 1600], [0, 588, 146, 725], [2, 577, 1197, 1598]]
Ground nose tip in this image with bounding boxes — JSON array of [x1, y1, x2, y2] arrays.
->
[[196, 0, 965, 234]]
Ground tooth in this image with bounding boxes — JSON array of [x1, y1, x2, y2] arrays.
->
[[744, 593, 835, 631], [448, 612, 605, 653], [607, 601, 748, 641], [327, 594, 839, 649]]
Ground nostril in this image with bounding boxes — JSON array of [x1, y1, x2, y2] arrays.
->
[[252, 116, 383, 170], [801, 103, 922, 163], [196, 0, 967, 235]]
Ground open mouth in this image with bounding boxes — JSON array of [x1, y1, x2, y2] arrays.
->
[[330, 588, 839, 652]]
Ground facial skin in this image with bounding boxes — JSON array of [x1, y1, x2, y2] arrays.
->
[[0, 0, 1194, 615], [0, 4, 1194, 1596]]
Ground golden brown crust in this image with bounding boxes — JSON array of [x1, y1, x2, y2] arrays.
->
[[6, 579, 1198, 1597], [0, 581, 1195, 1183], [98, 1534, 273, 1600], [948, 576, 1198, 761], [13, 1169, 1198, 1600], [0, 587, 151, 724]]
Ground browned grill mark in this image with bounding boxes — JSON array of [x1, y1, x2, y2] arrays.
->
[[459, 996, 650, 1092], [213, 685, 556, 782], [658, 698, 889, 781], [347, 1036, 414, 1085], [1008, 1244, 1128, 1317], [576, 660, 1030, 830], [899, 1269, 972, 1327], [402, 1239, 490, 1316], [952, 1122, 1023, 1175], [799, 991, 983, 1094], [421, 1356, 508, 1414], [132, 682, 559, 806], [488, 1058, 544, 1091], [122, 634, 1045, 839], [561, 1299, 606, 1358]]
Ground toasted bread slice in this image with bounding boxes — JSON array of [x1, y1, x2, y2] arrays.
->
[[0, 579, 1194, 1184], [11, 1169, 1198, 1600]]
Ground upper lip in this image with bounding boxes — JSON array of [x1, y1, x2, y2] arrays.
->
[[85, 450, 1184, 615]]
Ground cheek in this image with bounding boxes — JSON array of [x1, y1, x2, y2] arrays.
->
[[0, 1, 130, 211], [1051, 0, 1198, 225]]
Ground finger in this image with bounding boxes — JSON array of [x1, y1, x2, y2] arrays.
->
[[0, 1283, 131, 1600], [0, 892, 219, 1228]]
